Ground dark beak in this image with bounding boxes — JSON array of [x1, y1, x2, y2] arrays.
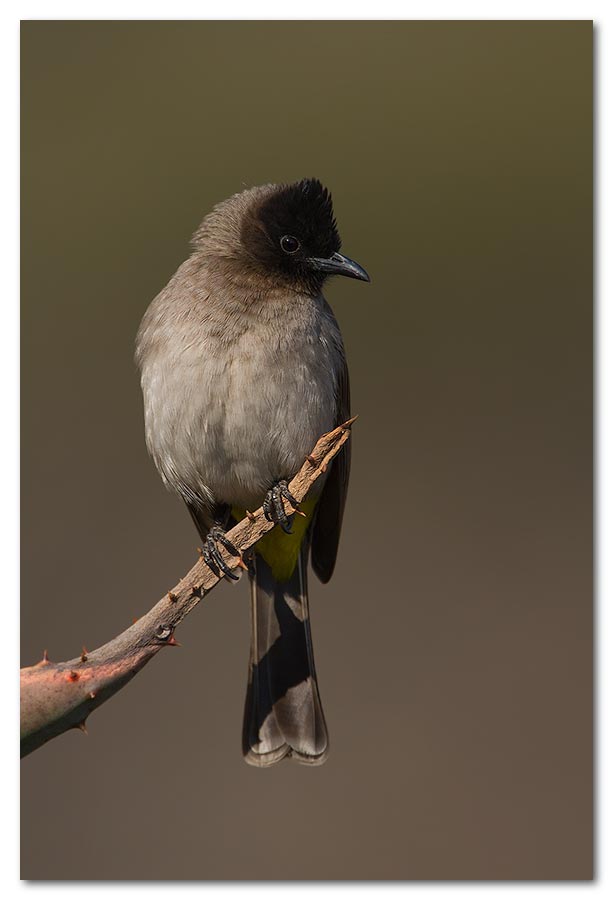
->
[[308, 251, 370, 282]]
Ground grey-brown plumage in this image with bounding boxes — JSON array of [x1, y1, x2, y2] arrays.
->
[[136, 178, 369, 765]]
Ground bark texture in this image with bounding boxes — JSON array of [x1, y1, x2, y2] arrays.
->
[[20, 419, 355, 758]]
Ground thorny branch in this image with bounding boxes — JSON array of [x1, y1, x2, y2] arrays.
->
[[20, 418, 356, 758]]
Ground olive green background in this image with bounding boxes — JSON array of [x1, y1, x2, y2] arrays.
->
[[21, 21, 593, 880]]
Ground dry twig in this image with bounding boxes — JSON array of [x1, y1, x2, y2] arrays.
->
[[20, 419, 356, 758]]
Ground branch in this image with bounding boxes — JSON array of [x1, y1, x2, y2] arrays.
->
[[20, 418, 356, 758]]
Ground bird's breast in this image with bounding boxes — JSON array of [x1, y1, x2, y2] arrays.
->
[[140, 296, 343, 511], [204, 319, 339, 506]]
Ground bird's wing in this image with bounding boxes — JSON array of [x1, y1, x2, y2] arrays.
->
[[311, 354, 351, 584]]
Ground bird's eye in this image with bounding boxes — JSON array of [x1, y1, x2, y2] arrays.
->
[[280, 235, 301, 254]]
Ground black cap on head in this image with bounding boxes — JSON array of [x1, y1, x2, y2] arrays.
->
[[241, 178, 369, 292]]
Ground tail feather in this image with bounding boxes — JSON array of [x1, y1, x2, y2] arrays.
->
[[242, 544, 328, 766]]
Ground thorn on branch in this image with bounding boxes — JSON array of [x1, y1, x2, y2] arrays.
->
[[155, 624, 180, 646], [155, 624, 172, 641], [20, 418, 357, 758], [155, 625, 181, 647]]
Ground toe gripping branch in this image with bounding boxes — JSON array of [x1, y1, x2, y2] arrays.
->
[[201, 527, 244, 581], [262, 480, 301, 534], [20, 418, 357, 759]]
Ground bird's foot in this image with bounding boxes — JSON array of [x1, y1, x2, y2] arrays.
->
[[263, 480, 300, 534], [201, 526, 242, 581]]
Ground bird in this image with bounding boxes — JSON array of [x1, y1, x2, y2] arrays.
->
[[135, 178, 369, 766]]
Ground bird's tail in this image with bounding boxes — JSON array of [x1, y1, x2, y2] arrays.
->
[[242, 543, 328, 766]]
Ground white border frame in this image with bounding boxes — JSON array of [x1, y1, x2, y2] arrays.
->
[[2, 4, 606, 897]]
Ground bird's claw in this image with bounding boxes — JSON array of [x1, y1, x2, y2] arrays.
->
[[263, 480, 300, 534], [202, 527, 241, 581]]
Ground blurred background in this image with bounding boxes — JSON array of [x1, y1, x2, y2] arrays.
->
[[21, 21, 592, 880]]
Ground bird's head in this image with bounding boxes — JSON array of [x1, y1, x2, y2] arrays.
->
[[192, 178, 370, 294]]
